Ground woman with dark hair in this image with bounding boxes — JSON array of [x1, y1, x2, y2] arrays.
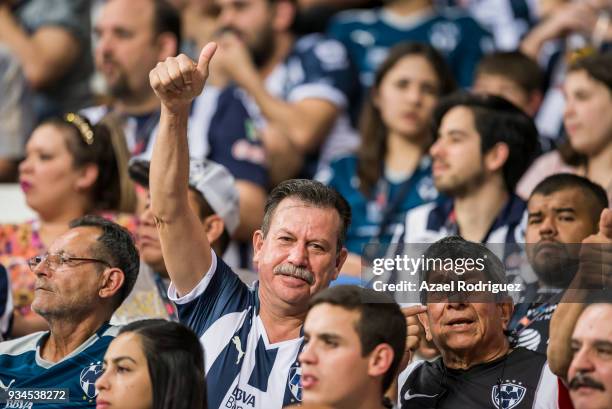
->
[[518, 52, 612, 202], [95, 319, 207, 409], [318, 42, 457, 278], [0, 113, 138, 336]]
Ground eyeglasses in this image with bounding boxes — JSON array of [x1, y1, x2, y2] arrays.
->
[[28, 253, 111, 272]]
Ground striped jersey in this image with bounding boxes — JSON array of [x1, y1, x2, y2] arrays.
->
[[401, 194, 527, 245], [399, 194, 536, 288], [168, 251, 304, 409]]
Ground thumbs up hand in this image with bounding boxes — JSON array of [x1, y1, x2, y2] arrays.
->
[[150, 42, 217, 112]]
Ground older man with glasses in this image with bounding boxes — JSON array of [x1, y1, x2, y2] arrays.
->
[[0, 215, 139, 409]]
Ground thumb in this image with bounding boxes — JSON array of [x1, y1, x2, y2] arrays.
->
[[196, 42, 218, 78], [599, 208, 612, 240], [402, 304, 427, 318]]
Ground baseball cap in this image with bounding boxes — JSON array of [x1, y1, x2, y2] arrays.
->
[[128, 158, 241, 236]]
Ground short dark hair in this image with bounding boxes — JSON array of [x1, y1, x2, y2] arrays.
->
[[476, 51, 543, 94], [309, 285, 406, 394], [530, 173, 609, 224], [433, 92, 541, 192], [69, 215, 139, 309], [419, 236, 507, 304], [152, 0, 181, 52], [119, 319, 206, 409], [261, 179, 351, 252]]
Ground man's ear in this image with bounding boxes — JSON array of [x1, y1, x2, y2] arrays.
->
[[499, 300, 514, 330], [272, 0, 296, 33], [156, 32, 179, 61], [99, 268, 126, 301], [418, 311, 433, 342], [202, 214, 225, 244], [484, 142, 509, 174], [367, 343, 395, 379], [252, 230, 265, 268], [334, 247, 348, 281], [75, 163, 99, 191], [526, 90, 543, 117]]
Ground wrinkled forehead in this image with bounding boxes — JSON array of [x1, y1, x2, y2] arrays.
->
[[528, 188, 583, 211], [271, 198, 341, 227], [50, 226, 100, 255], [574, 304, 612, 340]]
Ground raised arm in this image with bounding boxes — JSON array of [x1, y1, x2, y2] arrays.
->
[[0, 5, 81, 89], [149, 43, 217, 296]]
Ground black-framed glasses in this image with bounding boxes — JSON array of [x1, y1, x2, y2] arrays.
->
[[28, 253, 111, 272]]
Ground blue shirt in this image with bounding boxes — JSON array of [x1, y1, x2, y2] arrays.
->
[[320, 155, 438, 254], [327, 7, 494, 93], [169, 251, 304, 409], [0, 323, 118, 408]]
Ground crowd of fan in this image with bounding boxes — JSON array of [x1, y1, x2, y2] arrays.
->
[[0, 0, 611, 408]]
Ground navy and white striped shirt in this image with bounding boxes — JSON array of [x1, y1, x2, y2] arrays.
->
[[400, 194, 535, 288], [169, 251, 304, 409]]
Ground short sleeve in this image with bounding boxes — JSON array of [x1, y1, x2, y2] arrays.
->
[[286, 35, 358, 109], [168, 250, 256, 338]]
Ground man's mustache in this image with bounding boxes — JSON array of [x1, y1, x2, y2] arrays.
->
[[569, 372, 605, 391], [100, 54, 122, 69], [274, 263, 315, 285]]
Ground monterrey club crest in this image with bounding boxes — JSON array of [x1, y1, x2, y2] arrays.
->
[[287, 364, 302, 402], [491, 381, 526, 409], [80, 362, 103, 399]]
